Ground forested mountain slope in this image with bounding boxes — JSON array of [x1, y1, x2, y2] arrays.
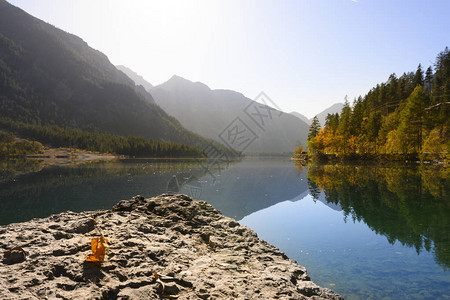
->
[[0, 0, 219, 152]]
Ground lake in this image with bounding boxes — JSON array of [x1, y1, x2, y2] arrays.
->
[[0, 158, 449, 299]]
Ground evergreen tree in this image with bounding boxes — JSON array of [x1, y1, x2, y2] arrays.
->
[[350, 97, 364, 136], [432, 47, 450, 103], [338, 98, 352, 139], [366, 111, 382, 143], [308, 116, 321, 141], [425, 66, 434, 93], [414, 64, 424, 87], [325, 113, 339, 131], [387, 73, 399, 108], [398, 86, 429, 153]]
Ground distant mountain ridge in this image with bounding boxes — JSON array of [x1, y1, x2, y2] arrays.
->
[[116, 65, 154, 91], [290, 112, 311, 125], [290, 103, 344, 129], [150, 75, 310, 153], [315, 103, 344, 127], [0, 0, 220, 150]]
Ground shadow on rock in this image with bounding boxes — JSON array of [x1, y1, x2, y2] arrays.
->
[[82, 261, 105, 283]]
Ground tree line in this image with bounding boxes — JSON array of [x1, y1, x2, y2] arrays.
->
[[0, 119, 205, 158], [306, 47, 450, 161]]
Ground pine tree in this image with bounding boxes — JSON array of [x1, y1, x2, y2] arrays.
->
[[387, 73, 399, 108], [366, 111, 382, 144], [424, 66, 433, 93], [398, 86, 429, 154], [414, 64, 424, 87], [308, 116, 321, 142], [350, 97, 364, 136], [338, 98, 352, 139], [324, 113, 339, 131]]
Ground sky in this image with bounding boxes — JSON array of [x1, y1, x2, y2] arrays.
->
[[7, 0, 450, 118]]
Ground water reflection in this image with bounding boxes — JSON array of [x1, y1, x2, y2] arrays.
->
[[0, 159, 203, 225], [1, 158, 448, 298], [305, 164, 450, 270], [178, 158, 309, 220], [0, 157, 307, 225], [0, 159, 44, 182]]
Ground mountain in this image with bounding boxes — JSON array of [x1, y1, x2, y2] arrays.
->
[[315, 103, 344, 128], [0, 0, 217, 150], [116, 65, 153, 91], [150, 75, 309, 153], [290, 111, 311, 125]]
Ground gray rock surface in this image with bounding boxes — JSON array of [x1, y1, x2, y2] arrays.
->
[[0, 194, 343, 299]]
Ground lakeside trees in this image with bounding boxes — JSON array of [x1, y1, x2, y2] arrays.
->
[[305, 48, 450, 161]]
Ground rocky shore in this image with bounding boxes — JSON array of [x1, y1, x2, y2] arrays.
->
[[0, 194, 343, 299]]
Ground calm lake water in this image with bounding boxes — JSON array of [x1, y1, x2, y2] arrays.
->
[[1, 158, 449, 299]]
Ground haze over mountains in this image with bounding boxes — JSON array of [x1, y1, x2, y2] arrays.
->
[[117, 64, 349, 152], [0, 0, 337, 155], [116, 65, 153, 91], [118, 66, 315, 153], [289, 112, 311, 126], [152, 76, 310, 152], [290, 103, 344, 128], [0, 0, 221, 151]]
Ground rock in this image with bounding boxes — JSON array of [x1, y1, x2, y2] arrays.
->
[[2, 247, 26, 265], [66, 217, 95, 234], [0, 194, 343, 299]]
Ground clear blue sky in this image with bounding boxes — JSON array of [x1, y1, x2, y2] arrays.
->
[[7, 0, 450, 118]]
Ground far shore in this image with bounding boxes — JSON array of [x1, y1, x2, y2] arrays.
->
[[25, 148, 118, 166]]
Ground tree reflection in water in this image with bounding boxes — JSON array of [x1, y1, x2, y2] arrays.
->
[[305, 164, 450, 270]]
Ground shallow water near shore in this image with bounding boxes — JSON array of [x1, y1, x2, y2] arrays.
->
[[0, 158, 449, 299]]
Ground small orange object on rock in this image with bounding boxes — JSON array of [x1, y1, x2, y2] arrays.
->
[[85, 216, 108, 263]]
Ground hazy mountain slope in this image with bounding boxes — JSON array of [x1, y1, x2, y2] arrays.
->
[[151, 75, 309, 152], [116, 65, 154, 91], [290, 111, 311, 125], [0, 0, 214, 148], [315, 103, 344, 127]]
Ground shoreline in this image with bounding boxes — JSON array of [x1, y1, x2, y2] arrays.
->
[[25, 148, 118, 166], [0, 194, 342, 299], [300, 154, 449, 165]]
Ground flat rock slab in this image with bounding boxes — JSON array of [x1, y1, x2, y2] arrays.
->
[[0, 194, 343, 299]]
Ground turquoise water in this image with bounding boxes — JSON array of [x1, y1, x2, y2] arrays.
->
[[240, 196, 449, 299], [0, 158, 449, 299]]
